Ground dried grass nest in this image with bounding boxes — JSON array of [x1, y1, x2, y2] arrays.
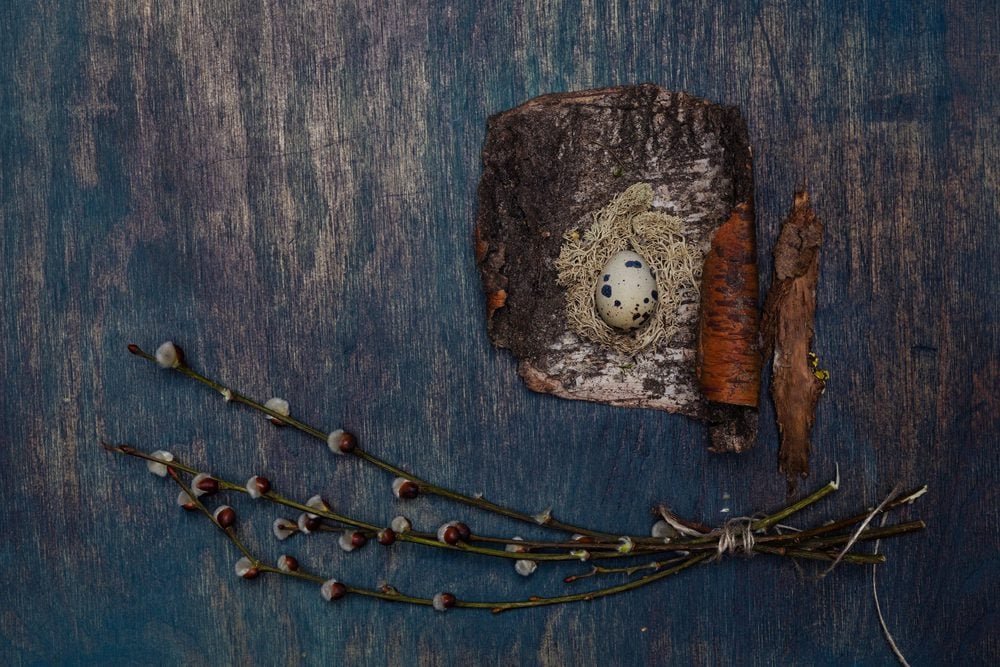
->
[[555, 183, 702, 356]]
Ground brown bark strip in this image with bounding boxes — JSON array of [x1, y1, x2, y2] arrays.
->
[[704, 402, 759, 454], [761, 191, 824, 489], [697, 203, 761, 454], [698, 202, 762, 407]]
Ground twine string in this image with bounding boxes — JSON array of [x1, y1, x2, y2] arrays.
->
[[715, 517, 756, 560]]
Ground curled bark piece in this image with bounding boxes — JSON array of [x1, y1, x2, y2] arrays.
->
[[761, 191, 824, 489], [698, 203, 762, 407], [697, 203, 762, 454]]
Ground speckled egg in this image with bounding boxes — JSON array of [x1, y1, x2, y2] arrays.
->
[[594, 250, 659, 331]]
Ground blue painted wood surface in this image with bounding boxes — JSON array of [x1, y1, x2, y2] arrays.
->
[[2, 1, 997, 664]]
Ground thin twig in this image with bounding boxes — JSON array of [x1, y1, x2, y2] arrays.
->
[[108, 442, 922, 569], [820, 485, 899, 577], [104, 442, 649, 562], [127, 344, 642, 541], [873, 515, 913, 666], [156, 456, 720, 612]]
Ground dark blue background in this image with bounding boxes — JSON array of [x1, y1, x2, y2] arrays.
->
[[2, 1, 996, 664]]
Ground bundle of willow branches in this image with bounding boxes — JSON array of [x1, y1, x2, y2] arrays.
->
[[105, 342, 926, 613]]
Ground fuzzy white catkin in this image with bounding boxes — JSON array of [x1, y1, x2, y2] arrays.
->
[[651, 520, 674, 539], [154, 342, 180, 368], [337, 532, 357, 552], [305, 494, 327, 518], [146, 450, 174, 477], [234, 557, 254, 578], [327, 429, 347, 454], [264, 397, 290, 416], [515, 559, 537, 576], [505, 536, 526, 553], [272, 518, 296, 540], [320, 579, 341, 601]]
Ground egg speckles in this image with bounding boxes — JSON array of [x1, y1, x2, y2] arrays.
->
[[594, 250, 659, 331]]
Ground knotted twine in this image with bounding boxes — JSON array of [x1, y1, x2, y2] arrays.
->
[[714, 517, 757, 560]]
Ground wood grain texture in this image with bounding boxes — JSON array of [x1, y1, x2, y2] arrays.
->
[[1, 1, 997, 665]]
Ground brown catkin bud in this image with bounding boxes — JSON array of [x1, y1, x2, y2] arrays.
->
[[392, 478, 419, 499], [195, 475, 219, 495], [454, 522, 472, 541], [433, 592, 456, 611], [321, 580, 348, 601], [338, 431, 357, 454], [215, 506, 236, 528], [277, 555, 299, 572], [235, 557, 259, 579], [176, 491, 197, 511], [253, 476, 271, 495], [377, 528, 396, 546]]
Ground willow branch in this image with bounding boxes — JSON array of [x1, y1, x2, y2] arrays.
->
[[128, 343, 635, 541]]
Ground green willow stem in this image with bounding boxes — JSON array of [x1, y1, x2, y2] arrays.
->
[[477, 554, 714, 613], [107, 442, 925, 571], [110, 442, 919, 570], [568, 544, 886, 581], [106, 443, 645, 563], [107, 445, 926, 613], [128, 344, 632, 541], [753, 545, 884, 565], [791, 521, 927, 551], [269, 553, 715, 613], [752, 479, 840, 532], [152, 453, 721, 613], [771, 486, 927, 545], [565, 557, 692, 582]]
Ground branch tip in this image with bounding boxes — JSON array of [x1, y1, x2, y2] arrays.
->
[[101, 440, 135, 455]]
